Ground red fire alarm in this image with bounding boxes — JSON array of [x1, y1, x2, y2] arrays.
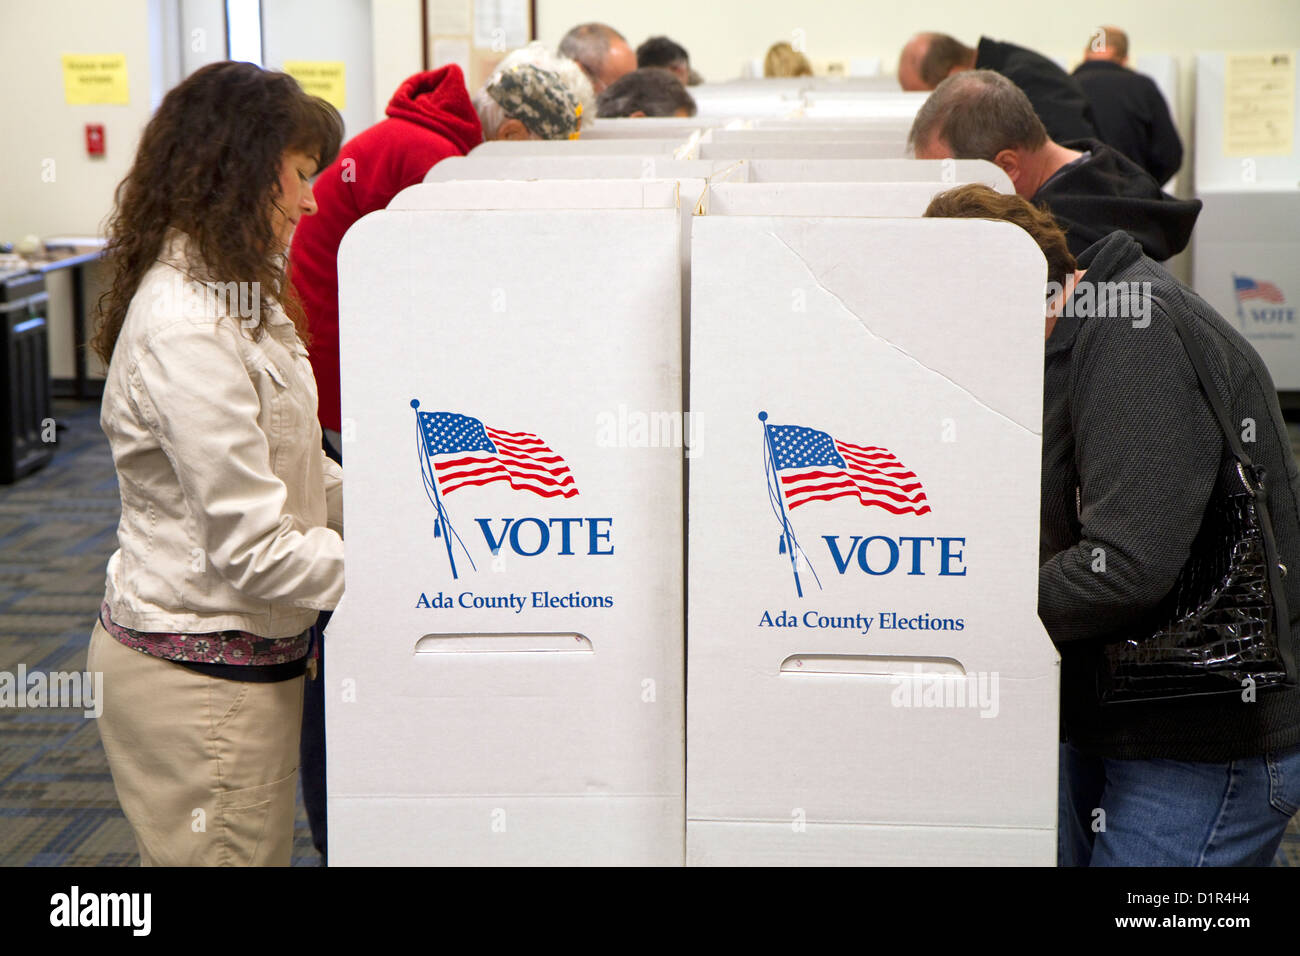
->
[[85, 124, 105, 156]]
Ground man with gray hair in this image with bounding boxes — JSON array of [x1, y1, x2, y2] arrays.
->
[[474, 56, 587, 141], [909, 70, 1199, 260], [558, 22, 637, 94], [898, 32, 1097, 142]]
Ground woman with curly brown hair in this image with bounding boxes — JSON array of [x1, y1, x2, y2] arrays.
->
[[86, 61, 344, 866]]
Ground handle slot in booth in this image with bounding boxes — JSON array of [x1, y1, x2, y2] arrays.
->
[[415, 633, 593, 655], [780, 654, 965, 677]]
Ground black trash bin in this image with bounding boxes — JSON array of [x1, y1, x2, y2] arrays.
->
[[0, 268, 54, 484]]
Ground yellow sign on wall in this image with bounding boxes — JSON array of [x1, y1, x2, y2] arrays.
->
[[62, 54, 129, 105], [283, 61, 347, 111]]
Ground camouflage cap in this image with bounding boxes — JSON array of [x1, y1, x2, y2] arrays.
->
[[486, 62, 582, 140]]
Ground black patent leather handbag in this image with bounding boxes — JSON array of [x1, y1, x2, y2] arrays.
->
[[1097, 295, 1297, 705]]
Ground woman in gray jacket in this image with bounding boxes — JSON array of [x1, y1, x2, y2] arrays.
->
[[88, 62, 343, 866], [926, 184, 1300, 866]]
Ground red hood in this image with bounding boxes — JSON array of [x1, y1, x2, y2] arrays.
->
[[385, 65, 482, 154]]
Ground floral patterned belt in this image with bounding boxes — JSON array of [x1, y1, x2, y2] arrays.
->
[[99, 601, 311, 668]]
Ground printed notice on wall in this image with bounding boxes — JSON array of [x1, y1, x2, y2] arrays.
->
[[283, 61, 347, 111], [62, 54, 129, 105], [1224, 52, 1295, 156]]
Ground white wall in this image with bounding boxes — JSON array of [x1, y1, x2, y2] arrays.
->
[[0, 0, 158, 238]]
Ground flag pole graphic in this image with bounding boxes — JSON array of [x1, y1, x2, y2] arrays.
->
[[413, 399, 476, 579], [760, 411, 805, 598], [1232, 272, 1244, 326]]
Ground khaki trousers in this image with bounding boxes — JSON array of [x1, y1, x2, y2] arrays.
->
[[89, 620, 303, 866]]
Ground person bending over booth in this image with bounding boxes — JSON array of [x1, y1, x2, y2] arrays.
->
[[923, 184, 1300, 867], [909, 70, 1199, 261]]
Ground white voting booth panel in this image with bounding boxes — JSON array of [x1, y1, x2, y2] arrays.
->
[[1192, 52, 1300, 392], [581, 118, 706, 139], [687, 216, 1058, 865], [424, 155, 747, 184], [1194, 52, 1299, 190], [700, 141, 907, 160], [706, 179, 1014, 219], [1192, 190, 1300, 389], [329, 186, 685, 865], [470, 138, 695, 158], [745, 158, 1013, 191], [707, 128, 910, 143]]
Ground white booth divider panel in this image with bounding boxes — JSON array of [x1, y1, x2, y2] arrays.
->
[[424, 155, 747, 183], [1195, 52, 1299, 191], [706, 180, 1013, 219], [700, 141, 908, 160], [389, 179, 683, 211], [745, 158, 1012, 190], [470, 138, 694, 158], [687, 216, 1057, 865], [330, 203, 685, 865], [1192, 189, 1300, 390]]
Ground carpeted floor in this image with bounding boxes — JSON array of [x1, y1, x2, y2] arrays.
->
[[1, 398, 1298, 866], [0, 399, 319, 866]]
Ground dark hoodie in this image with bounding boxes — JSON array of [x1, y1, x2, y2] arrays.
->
[[1033, 139, 1201, 261], [291, 65, 483, 432], [1040, 230, 1300, 760]]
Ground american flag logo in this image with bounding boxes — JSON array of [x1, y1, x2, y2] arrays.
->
[[1234, 276, 1285, 304], [760, 412, 930, 596], [766, 425, 931, 516], [410, 400, 578, 578], [417, 411, 579, 499]]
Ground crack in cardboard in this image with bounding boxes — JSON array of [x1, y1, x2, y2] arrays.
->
[[765, 230, 1040, 436]]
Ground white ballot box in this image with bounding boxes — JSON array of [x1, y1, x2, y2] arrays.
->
[[328, 182, 686, 865], [706, 179, 1013, 219], [687, 215, 1058, 865], [745, 158, 1013, 191], [424, 155, 747, 183]]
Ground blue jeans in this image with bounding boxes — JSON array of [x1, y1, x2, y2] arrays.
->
[[1059, 741, 1300, 866]]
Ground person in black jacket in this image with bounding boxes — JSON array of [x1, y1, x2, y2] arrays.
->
[[924, 183, 1300, 867], [909, 70, 1200, 260], [898, 32, 1097, 142], [1072, 26, 1183, 185]]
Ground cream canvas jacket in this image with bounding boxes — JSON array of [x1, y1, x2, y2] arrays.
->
[[100, 232, 343, 639]]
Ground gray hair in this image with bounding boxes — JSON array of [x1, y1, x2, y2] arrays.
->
[[908, 70, 1048, 160], [558, 22, 625, 81], [475, 45, 595, 138], [595, 68, 697, 118]]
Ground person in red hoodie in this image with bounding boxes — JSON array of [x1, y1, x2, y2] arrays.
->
[[291, 64, 482, 453], [289, 62, 582, 862]]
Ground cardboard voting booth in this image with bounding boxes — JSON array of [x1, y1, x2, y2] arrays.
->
[[329, 182, 686, 865], [424, 155, 747, 184], [744, 158, 1013, 191], [687, 215, 1058, 865], [1192, 190, 1300, 390], [470, 138, 697, 158], [706, 180, 1014, 219], [699, 141, 907, 161], [1192, 51, 1300, 395]]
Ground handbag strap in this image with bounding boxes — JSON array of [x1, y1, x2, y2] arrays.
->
[[1148, 292, 1257, 475]]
